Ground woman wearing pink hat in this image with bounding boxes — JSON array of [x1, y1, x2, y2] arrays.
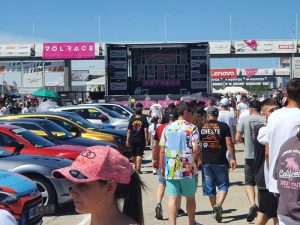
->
[[53, 146, 145, 225]]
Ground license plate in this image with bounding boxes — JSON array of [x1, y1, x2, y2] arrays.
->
[[29, 204, 56, 218]]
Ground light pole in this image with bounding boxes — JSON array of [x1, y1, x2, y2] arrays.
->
[[164, 14, 170, 42], [94, 16, 101, 44], [29, 16, 35, 44]]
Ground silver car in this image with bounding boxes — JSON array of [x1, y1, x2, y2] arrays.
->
[[51, 105, 129, 130], [0, 146, 73, 206]]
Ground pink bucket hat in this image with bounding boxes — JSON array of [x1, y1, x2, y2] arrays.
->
[[53, 146, 134, 184]]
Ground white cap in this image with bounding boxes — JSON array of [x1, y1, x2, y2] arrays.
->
[[220, 98, 230, 106]]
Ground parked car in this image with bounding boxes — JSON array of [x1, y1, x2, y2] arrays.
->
[[88, 103, 134, 118], [0, 112, 128, 154], [51, 105, 129, 130], [0, 170, 43, 225], [0, 119, 119, 148], [0, 125, 86, 160], [0, 146, 72, 206]]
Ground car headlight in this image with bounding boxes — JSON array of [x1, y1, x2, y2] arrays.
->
[[0, 191, 18, 204]]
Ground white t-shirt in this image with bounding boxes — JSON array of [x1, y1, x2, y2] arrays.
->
[[238, 109, 250, 123], [257, 126, 269, 188], [150, 103, 163, 119], [265, 107, 300, 193], [237, 102, 248, 114], [218, 110, 237, 140], [236, 94, 242, 103], [0, 209, 17, 225]]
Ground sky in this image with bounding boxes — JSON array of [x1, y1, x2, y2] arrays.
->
[[1, 0, 299, 84]]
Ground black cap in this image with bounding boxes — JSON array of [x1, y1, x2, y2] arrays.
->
[[135, 102, 143, 108], [206, 106, 219, 117]]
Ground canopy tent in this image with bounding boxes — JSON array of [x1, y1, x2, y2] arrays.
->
[[86, 77, 106, 92], [219, 87, 248, 95], [212, 88, 222, 94]]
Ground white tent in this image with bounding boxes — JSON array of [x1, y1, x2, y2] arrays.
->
[[212, 88, 223, 94], [220, 87, 248, 95], [86, 77, 106, 92]]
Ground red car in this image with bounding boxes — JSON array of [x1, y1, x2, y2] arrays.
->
[[0, 125, 86, 160]]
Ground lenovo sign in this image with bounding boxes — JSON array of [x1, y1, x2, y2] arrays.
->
[[211, 69, 237, 79]]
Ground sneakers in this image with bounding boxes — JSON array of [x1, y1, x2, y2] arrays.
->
[[155, 203, 163, 220], [177, 208, 185, 217], [212, 204, 223, 223], [247, 204, 258, 222]]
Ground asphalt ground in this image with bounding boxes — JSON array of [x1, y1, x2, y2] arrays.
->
[[43, 143, 274, 225]]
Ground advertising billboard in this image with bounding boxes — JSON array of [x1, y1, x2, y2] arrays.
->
[[272, 41, 296, 53], [211, 69, 237, 79], [234, 40, 273, 54], [209, 41, 231, 54], [0, 44, 32, 57], [42, 42, 96, 59], [292, 57, 300, 78], [71, 70, 90, 81]]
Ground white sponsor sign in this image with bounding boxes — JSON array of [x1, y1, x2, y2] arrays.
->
[[191, 60, 207, 68], [209, 41, 231, 54], [292, 57, 300, 78], [110, 50, 127, 58], [238, 68, 274, 76], [191, 70, 207, 79], [273, 41, 297, 53], [113, 71, 127, 79], [191, 81, 207, 89], [110, 82, 127, 90], [0, 44, 32, 57], [275, 68, 290, 76], [235, 41, 273, 54], [110, 61, 127, 69], [191, 49, 207, 57]]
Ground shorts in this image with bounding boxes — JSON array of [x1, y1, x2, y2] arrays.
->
[[244, 159, 256, 186], [258, 190, 278, 219], [157, 169, 166, 184], [131, 141, 145, 157], [166, 176, 197, 197], [202, 164, 230, 196]]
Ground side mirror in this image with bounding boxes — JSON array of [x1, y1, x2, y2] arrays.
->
[[69, 127, 81, 137], [99, 114, 108, 121], [13, 142, 25, 155]]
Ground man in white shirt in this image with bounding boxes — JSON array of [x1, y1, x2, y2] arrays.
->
[[0, 209, 17, 225], [218, 98, 237, 141], [237, 95, 249, 120], [149, 99, 163, 120], [264, 78, 300, 194], [236, 92, 242, 103]]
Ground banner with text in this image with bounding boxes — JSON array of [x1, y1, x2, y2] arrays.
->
[[211, 68, 237, 79], [0, 44, 32, 57]]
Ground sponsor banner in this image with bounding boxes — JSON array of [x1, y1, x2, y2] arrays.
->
[[110, 61, 127, 69], [190, 49, 207, 57], [212, 76, 276, 86], [142, 80, 180, 87], [238, 68, 274, 76], [110, 50, 127, 58], [110, 82, 127, 90], [211, 68, 237, 79], [0, 44, 32, 57], [35, 44, 43, 57], [292, 57, 300, 78], [275, 68, 290, 76], [23, 73, 42, 87], [191, 70, 207, 79], [43, 42, 96, 59], [191, 81, 207, 89], [113, 71, 127, 79], [71, 70, 89, 81], [191, 59, 207, 68], [0, 61, 64, 73], [209, 41, 231, 54], [235, 40, 273, 54], [273, 41, 296, 53]]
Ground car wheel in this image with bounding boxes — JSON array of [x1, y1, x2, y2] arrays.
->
[[29, 176, 57, 206]]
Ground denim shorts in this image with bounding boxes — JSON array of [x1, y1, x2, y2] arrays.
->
[[166, 176, 197, 197], [157, 169, 166, 184], [202, 164, 229, 196]]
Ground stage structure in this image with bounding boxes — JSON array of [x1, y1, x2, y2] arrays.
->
[[105, 42, 210, 96]]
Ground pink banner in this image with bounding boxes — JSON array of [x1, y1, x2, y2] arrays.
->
[[245, 68, 258, 77], [243, 40, 257, 50], [43, 42, 95, 59]]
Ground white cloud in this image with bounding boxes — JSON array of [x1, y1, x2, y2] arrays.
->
[[0, 32, 49, 44]]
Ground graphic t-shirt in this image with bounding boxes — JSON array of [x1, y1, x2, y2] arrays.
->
[[200, 120, 231, 165], [150, 103, 163, 119], [273, 135, 300, 221], [160, 119, 199, 179], [128, 116, 149, 142]]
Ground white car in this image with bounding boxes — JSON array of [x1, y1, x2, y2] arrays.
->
[[51, 105, 129, 130], [86, 103, 135, 118]]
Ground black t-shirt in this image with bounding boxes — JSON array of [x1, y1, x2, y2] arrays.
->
[[253, 124, 267, 190], [128, 115, 149, 142], [200, 120, 231, 165]]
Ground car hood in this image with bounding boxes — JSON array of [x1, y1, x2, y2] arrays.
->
[[61, 137, 118, 148], [0, 170, 38, 196], [0, 154, 73, 171]]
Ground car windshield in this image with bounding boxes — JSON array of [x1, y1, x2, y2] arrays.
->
[[11, 128, 56, 148], [96, 106, 126, 119], [64, 114, 103, 131], [39, 121, 74, 140], [0, 147, 11, 158], [121, 105, 135, 114]]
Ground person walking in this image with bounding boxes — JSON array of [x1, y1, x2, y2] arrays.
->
[[200, 106, 237, 223], [236, 100, 266, 222], [149, 99, 163, 120], [236, 95, 249, 120], [160, 103, 200, 225], [53, 146, 145, 225], [126, 103, 149, 174]]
